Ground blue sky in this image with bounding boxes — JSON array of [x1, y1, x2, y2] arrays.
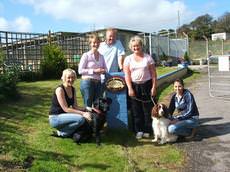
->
[[0, 0, 229, 33]]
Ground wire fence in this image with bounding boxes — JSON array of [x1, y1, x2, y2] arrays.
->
[[189, 39, 230, 59]]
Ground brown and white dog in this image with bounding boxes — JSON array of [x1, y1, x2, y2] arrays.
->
[[151, 103, 178, 144]]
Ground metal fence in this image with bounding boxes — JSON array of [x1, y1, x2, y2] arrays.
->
[[189, 39, 230, 60], [146, 34, 188, 62]]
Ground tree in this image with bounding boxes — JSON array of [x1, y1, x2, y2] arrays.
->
[[190, 14, 214, 39], [177, 24, 191, 37], [214, 12, 230, 33], [177, 14, 215, 40], [40, 44, 67, 79]]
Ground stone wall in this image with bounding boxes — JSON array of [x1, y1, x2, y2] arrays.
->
[[157, 67, 188, 88]]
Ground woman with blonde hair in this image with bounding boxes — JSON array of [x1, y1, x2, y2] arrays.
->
[[49, 68, 92, 139], [78, 34, 107, 107], [124, 35, 157, 139]]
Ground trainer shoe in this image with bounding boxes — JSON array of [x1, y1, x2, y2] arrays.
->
[[136, 132, 143, 139]]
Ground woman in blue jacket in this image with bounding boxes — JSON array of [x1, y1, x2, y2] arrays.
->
[[168, 79, 199, 138]]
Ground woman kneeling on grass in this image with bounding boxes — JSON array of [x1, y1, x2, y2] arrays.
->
[[49, 68, 92, 140]]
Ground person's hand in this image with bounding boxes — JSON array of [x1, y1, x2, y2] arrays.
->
[[94, 68, 106, 74], [169, 119, 178, 124], [128, 88, 135, 97], [82, 112, 92, 122], [151, 87, 156, 97]]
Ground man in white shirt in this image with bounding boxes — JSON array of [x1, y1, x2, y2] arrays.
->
[[98, 28, 125, 73]]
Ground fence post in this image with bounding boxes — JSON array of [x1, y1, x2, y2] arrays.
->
[[149, 33, 152, 56], [222, 39, 224, 55], [183, 32, 189, 56], [168, 32, 170, 56], [203, 35, 209, 60]]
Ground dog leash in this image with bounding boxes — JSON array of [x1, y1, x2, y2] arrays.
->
[[151, 96, 157, 106], [130, 96, 157, 106]]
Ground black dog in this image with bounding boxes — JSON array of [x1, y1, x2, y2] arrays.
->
[[73, 97, 112, 146]]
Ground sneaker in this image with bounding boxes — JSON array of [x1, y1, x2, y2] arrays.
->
[[136, 132, 143, 139], [143, 133, 150, 138]]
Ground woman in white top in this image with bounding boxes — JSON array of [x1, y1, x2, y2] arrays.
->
[[124, 35, 157, 139]]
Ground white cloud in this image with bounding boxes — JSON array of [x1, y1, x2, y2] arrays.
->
[[13, 16, 32, 32], [0, 17, 9, 30], [17, 0, 188, 32], [0, 16, 32, 32]]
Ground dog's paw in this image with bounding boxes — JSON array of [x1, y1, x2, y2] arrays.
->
[[159, 140, 167, 145], [151, 138, 158, 143]]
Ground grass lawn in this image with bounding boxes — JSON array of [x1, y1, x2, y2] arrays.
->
[[0, 67, 198, 172]]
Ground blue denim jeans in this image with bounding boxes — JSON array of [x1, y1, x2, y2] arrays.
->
[[168, 118, 199, 137], [80, 79, 102, 107], [49, 113, 85, 137]]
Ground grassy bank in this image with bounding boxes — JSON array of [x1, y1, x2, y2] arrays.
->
[[0, 67, 198, 172]]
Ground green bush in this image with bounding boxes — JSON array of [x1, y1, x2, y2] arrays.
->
[[0, 64, 20, 102], [0, 49, 19, 101], [40, 44, 67, 79], [160, 52, 168, 61], [184, 51, 190, 62]]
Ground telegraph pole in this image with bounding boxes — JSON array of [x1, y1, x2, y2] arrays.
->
[[177, 10, 180, 38]]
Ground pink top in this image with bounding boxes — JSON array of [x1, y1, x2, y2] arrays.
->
[[124, 53, 155, 83], [78, 50, 107, 80]]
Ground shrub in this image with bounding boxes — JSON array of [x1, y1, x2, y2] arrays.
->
[[184, 51, 190, 62], [0, 49, 19, 101], [0, 62, 20, 102], [40, 44, 67, 79], [160, 52, 168, 61]]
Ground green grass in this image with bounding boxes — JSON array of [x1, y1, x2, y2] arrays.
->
[[0, 67, 191, 172], [156, 66, 176, 77]]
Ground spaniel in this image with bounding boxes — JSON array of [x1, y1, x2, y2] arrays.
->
[[151, 103, 178, 144]]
